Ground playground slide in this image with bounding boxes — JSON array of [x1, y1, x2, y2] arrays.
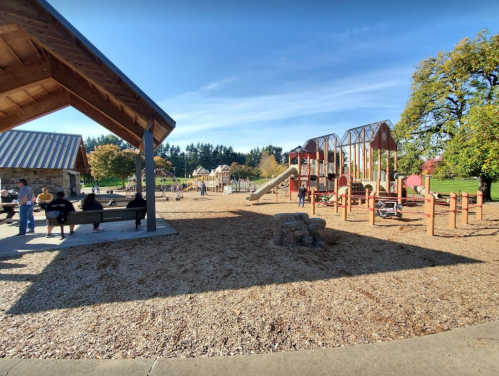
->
[[183, 184, 195, 192], [246, 165, 299, 201]]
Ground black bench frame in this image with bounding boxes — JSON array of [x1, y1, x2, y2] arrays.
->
[[47, 207, 146, 239]]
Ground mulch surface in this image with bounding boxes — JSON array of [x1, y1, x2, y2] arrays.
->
[[1, 190, 498, 358]]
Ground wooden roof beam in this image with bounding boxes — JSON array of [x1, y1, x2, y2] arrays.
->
[[69, 94, 142, 148], [0, 59, 52, 96], [50, 59, 149, 142], [0, 89, 69, 132]]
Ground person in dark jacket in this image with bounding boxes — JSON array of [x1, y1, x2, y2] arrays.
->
[[45, 191, 75, 237], [126, 192, 147, 225], [82, 193, 104, 232], [298, 183, 306, 207]]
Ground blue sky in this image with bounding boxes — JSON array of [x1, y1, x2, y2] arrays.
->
[[18, 0, 499, 153]]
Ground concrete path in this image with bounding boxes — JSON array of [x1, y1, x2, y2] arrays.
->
[[0, 321, 497, 375], [0, 212, 177, 258]]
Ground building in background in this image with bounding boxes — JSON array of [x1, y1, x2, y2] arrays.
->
[[0, 129, 89, 196]]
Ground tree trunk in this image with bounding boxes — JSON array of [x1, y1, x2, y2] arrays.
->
[[479, 175, 493, 201]]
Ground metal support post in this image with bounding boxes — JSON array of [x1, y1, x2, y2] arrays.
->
[[144, 125, 156, 232], [135, 153, 142, 194]]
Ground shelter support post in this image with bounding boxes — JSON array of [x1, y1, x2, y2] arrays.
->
[[135, 153, 142, 194], [144, 125, 156, 232]]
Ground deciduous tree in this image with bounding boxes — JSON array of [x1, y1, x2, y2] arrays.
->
[[88, 144, 120, 180], [395, 30, 498, 199]]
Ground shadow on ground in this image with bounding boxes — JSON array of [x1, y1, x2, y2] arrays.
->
[[5, 210, 480, 315]]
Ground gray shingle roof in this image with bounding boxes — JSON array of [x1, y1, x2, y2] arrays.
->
[[0, 130, 82, 169]]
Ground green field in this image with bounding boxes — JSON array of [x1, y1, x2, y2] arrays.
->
[[412, 179, 498, 201], [82, 177, 190, 189]]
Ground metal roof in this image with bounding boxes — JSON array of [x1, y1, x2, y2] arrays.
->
[[0, 130, 83, 169]]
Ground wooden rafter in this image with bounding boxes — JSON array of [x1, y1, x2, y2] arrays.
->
[[0, 59, 51, 96], [0, 89, 69, 132]]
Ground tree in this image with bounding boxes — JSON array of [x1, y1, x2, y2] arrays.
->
[[154, 156, 172, 171], [113, 149, 137, 188], [421, 157, 442, 176], [259, 151, 286, 178], [246, 147, 261, 167], [84, 136, 98, 153], [88, 144, 120, 180], [441, 105, 499, 199], [395, 30, 498, 199]]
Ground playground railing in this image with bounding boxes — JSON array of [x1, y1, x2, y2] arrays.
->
[[310, 189, 484, 237]]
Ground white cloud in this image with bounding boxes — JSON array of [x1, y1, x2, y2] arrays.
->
[[160, 66, 411, 137]]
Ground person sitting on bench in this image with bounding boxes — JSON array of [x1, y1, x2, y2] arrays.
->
[[46, 191, 75, 238], [82, 193, 104, 232], [1, 190, 17, 224], [126, 193, 147, 225], [37, 187, 53, 210]]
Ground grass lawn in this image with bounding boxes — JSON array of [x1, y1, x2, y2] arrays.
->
[[410, 179, 498, 201], [82, 177, 191, 189]]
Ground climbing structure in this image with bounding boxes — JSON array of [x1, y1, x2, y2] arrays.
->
[[288, 120, 399, 196]]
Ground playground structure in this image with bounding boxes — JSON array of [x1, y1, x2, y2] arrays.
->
[[192, 165, 231, 192], [126, 168, 183, 200], [247, 120, 441, 203], [288, 120, 399, 198]]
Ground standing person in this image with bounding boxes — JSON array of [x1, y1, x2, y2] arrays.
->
[[96, 184, 100, 194], [36, 187, 53, 210], [82, 193, 104, 232], [126, 192, 147, 226], [45, 191, 76, 237], [15, 179, 36, 236], [200, 181, 206, 196], [298, 183, 306, 208], [91, 186, 95, 194], [1, 190, 17, 224], [71, 185, 76, 197]]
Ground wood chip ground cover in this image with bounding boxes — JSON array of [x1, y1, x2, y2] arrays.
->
[[0, 191, 498, 359]]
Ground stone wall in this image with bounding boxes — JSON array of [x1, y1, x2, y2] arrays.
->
[[0, 168, 81, 196]]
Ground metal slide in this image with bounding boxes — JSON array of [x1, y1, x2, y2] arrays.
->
[[246, 165, 299, 201]]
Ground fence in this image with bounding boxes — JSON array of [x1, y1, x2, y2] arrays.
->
[[310, 189, 484, 236]]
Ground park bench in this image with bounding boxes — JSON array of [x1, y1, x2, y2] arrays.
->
[[47, 207, 146, 239]]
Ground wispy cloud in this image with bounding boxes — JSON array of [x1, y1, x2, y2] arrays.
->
[[160, 66, 411, 137]]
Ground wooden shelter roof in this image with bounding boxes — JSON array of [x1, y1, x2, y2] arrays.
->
[[0, 0, 175, 149]]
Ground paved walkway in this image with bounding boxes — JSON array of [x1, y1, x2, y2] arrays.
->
[[0, 211, 177, 258], [0, 321, 497, 375]]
